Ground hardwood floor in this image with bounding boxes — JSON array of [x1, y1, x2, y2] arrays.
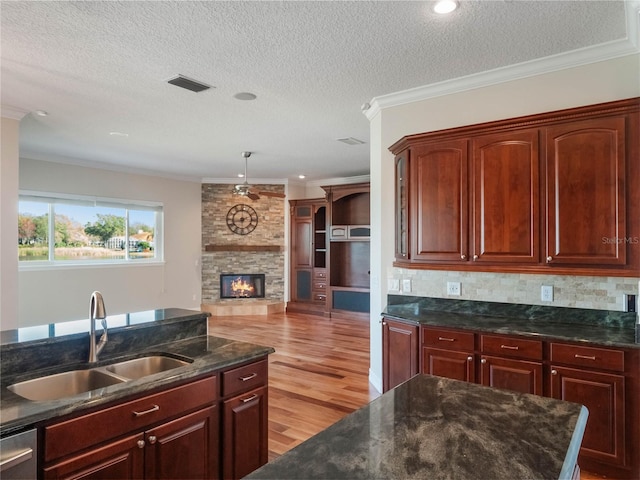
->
[[209, 311, 607, 479], [208, 311, 380, 461]]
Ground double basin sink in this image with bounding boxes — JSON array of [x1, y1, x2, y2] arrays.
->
[[7, 355, 192, 402]]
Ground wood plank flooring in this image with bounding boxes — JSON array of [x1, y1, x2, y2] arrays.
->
[[209, 311, 605, 480], [208, 311, 380, 460]]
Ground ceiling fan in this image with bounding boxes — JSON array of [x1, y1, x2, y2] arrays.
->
[[232, 151, 286, 201]]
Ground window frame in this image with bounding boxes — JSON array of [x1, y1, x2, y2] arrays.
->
[[18, 190, 164, 268]]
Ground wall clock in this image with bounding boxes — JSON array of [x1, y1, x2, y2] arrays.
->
[[226, 204, 258, 235]]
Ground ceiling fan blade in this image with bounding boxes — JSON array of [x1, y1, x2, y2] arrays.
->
[[247, 192, 260, 201], [258, 191, 286, 198]]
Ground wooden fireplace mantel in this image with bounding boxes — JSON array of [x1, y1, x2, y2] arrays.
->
[[204, 244, 283, 252]]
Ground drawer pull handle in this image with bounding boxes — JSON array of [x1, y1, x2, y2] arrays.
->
[[137, 440, 145, 449], [500, 345, 519, 350], [147, 435, 157, 445], [133, 405, 160, 417], [574, 354, 596, 361], [242, 394, 258, 403], [240, 372, 258, 382], [438, 337, 455, 342], [0, 448, 32, 472]]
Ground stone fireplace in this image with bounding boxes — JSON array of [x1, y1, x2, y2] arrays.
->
[[201, 184, 285, 316]]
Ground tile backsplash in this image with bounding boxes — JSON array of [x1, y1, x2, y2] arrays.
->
[[390, 269, 639, 312]]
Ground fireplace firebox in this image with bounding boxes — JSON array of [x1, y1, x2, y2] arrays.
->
[[220, 274, 265, 299]]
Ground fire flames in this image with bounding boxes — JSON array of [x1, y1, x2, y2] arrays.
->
[[230, 277, 255, 297]]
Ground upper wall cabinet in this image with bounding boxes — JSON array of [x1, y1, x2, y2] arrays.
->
[[390, 98, 640, 277]]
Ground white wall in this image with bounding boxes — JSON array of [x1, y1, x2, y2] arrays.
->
[[1, 115, 22, 330], [17, 158, 202, 327], [368, 54, 640, 392]]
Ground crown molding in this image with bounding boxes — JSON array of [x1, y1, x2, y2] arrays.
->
[[306, 174, 370, 188], [201, 177, 288, 185], [363, 2, 640, 121], [1, 105, 29, 121]]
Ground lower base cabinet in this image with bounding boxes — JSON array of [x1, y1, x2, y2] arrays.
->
[[480, 356, 543, 395], [223, 386, 269, 480], [41, 358, 269, 480], [423, 348, 475, 383], [382, 319, 418, 392]]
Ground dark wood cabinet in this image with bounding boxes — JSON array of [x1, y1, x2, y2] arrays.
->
[[222, 386, 268, 480], [549, 342, 629, 473], [382, 318, 418, 392], [544, 116, 626, 266], [389, 97, 640, 276], [471, 129, 539, 264], [421, 327, 475, 382], [480, 356, 542, 395], [288, 199, 327, 315], [324, 183, 370, 319], [410, 140, 468, 263]]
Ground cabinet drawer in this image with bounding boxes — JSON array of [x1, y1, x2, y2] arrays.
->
[[313, 293, 327, 302], [313, 269, 327, 280], [422, 327, 474, 351], [313, 281, 327, 292], [550, 343, 624, 372], [44, 375, 217, 462], [222, 359, 268, 397], [481, 334, 542, 360]]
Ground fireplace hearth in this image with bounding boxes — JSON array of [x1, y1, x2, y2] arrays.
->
[[220, 274, 265, 299]]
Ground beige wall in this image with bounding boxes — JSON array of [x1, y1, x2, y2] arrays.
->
[[1, 116, 21, 330], [368, 54, 640, 391], [17, 158, 202, 327]]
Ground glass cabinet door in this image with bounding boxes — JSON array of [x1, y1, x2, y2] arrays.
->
[[395, 151, 408, 261]]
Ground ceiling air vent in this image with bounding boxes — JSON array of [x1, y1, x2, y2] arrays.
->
[[337, 137, 366, 146], [167, 75, 212, 93]]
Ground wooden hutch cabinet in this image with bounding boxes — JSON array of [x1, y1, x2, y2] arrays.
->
[[288, 198, 327, 315], [390, 98, 640, 276]]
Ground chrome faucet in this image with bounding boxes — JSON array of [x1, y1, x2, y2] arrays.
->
[[88, 291, 108, 363]]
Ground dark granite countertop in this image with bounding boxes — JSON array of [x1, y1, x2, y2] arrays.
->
[[382, 296, 639, 349], [0, 308, 274, 436], [246, 374, 587, 480]]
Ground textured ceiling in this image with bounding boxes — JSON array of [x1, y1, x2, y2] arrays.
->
[[1, 1, 636, 182]]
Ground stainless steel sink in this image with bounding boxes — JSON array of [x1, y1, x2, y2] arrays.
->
[[104, 355, 190, 379], [7, 355, 193, 401], [7, 369, 125, 401]]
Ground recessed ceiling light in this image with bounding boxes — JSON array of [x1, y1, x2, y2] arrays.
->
[[109, 131, 129, 137], [433, 0, 458, 14], [298, 174, 306, 179], [238, 173, 245, 178], [234, 92, 257, 101], [35, 110, 48, 117]]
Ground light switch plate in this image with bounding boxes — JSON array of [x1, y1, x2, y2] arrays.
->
[[388, 279, 400, 292], [402, 279, 411, 293], [447, 281, 461, 296], [541, 285, 554, 302]]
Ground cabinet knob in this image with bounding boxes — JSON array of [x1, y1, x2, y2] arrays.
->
[[137, 440, 145, 449], [546, 256, 553, 263], [480, 358, 486, 364], [460, 254, 466, 260], [148, 435, 157, 445], [382, 322, 387, 326], [467, 356, 473, 362], [551, 369, 558, 375], [473, 255, 478, 260]]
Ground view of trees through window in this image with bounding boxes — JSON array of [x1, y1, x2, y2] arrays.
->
[[18, 195, 161, 263]]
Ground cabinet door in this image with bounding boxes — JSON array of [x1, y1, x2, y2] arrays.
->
[[544, 117, 626, 266], [480, 355, 542, 395], [43, 433, 144, 480], [145, 406, 219, 480], [422, 347, 475, 383], [223, 386, 268, 480], [471, 130, 539, 263], [382, 319, 418, 392], [292, 218, 312, 268], [395, 151, 409, 261], [411, 140, 469, 262], [550, 366, 625, 468]]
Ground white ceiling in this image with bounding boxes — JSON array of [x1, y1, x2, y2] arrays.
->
[[1, 1, 637, 183]]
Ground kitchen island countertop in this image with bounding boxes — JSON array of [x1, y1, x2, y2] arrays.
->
[[246, 374, 588, 480]]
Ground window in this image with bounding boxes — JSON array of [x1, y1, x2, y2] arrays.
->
[[18, 192, 163, 264]]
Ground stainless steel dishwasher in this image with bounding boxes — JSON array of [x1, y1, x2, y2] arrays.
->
[[0, 428, 37, 479]]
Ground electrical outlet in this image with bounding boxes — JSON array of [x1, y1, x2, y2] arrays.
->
[[541, 285, 554, 302], [388, 279, 400, 292], [624, 294, 637, 313], [447, 281, 461, 296], [402, 279, 412, 293]]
